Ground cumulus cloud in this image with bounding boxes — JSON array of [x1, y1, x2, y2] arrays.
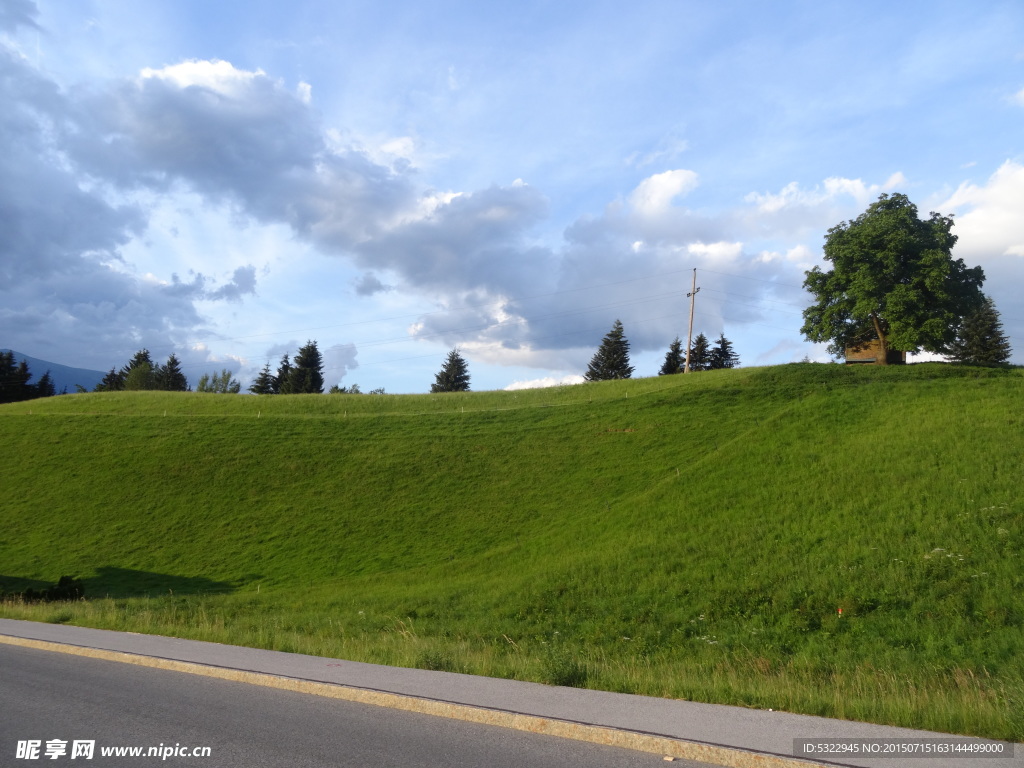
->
[[745, 173, 907, 214], [0, 21, 818, 375], [934, 161, 1024, 353], [504, 374, 585, 390], [359, 183, 552, 295], [322, 342, 359, 385], [940, 161, 1024, 260], [0, 23, 271, 370], [353, 272, 393, 296], [629, 169, 699, 215], [206, 265, 258, 302], [0, 8, 924, 380]]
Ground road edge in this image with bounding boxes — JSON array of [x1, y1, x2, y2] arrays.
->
[[0, 633, 827, 768]]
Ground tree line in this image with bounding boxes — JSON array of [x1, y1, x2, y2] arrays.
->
[[95, 349, 190, 392], [248, 340, 385, 394], [0, 351, 57, 404], [581, 319, 740, 382], [5, 193, 1014, 406]]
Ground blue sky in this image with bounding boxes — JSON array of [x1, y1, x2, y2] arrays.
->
[[3, 0, 1024, 392]]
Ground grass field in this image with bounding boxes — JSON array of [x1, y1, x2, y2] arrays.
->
[[1, 362, 1021, 740]]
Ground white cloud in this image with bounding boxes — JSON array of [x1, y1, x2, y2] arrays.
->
[[939, 160, 1024, 260], [323, 342, 359, 384], [140, 59, 267, 95], [745, 172, 907, 214], [687, 241, 743, 264], [504, 374, 585, 390], [629, 169, 699, 215]]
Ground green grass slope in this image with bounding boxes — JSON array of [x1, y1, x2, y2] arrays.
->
[[1, 363, 1021, 740]]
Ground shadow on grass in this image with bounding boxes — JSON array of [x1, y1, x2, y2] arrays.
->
[[84, 567, 237, 598], [0, 575, 53, 594], [1, 568, 243, 600]]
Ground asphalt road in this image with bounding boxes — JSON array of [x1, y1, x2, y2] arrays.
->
[[0, 643, 717, 768]]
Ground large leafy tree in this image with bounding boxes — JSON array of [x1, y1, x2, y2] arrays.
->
[[658, 336, 685, 375], [709, 333, 740, 370], [802, 193, 985, 362], [196, 369, 241, 393], [289, 340, 325, 394], [431, 348, 471, 392], [947, 295, 1012, 365], [123, 362, 155, 390], [584, 319, 634, 381]]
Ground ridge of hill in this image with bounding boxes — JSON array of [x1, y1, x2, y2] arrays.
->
[[0, 363, 1021, 740]]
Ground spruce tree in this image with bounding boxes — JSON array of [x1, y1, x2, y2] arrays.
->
[[947, 295, 1012, 365], [0, 351, 34, 403], [34, 371, 56, 398], [431, 348, 471, 392], [584, 319, 634, 381], [155, 354, 189, 391], [248, 362, 276, 394], [274, 354, 293, 394], [709, 333, 740, 370], [121, 349, 152, 375], [95, 368, 125, 392], [659, 336, 685, 375], [289, 340, 325, 394], [687, 333, 711, 372]]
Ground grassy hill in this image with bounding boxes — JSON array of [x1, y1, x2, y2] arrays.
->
[[1, 363, 1021, 740]]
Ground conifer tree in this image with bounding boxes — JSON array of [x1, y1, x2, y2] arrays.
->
[[274, 353, 293, 394], [0, 351, 34, 402], [34, 371, 56, 398], [289, 340, 325, 394], [95, 368, 125, 392], [155, 354, 189, 391], [659, 337, 685, 375], [947, 295, 1012, 365], [121, 349, 152, 376], [0, 353, 56, 402], [584, 319, 634, 381], [709, 333, 740, 370], [248, 362, 276, 394], [687, 333, 711, 372], [431, 348, 471, 392]]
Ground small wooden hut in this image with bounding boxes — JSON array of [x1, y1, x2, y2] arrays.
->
[[844, 338, 906, 365]]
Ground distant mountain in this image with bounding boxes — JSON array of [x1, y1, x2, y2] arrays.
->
[[1, 350, 106, 394]]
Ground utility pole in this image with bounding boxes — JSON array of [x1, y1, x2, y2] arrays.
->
[[684, 268, 700, 373]]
